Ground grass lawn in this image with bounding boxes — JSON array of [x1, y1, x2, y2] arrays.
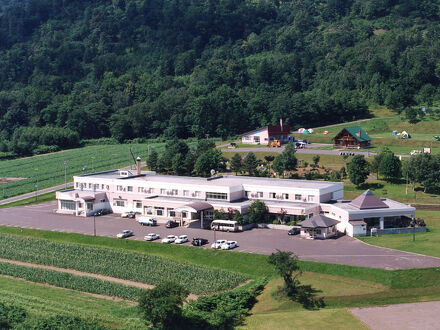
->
[[359, 210, 440, 258], [0, 276, 143, 329]]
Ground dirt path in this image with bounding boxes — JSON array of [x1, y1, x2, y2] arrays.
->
[[0, 258, 199, 300]]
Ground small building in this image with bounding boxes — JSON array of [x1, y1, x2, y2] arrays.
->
[[299, 215, 339, 239], [241, 124, 291, 145], [333, 126, 371, 148]]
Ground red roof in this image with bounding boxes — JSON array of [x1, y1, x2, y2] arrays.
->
[[267, 124, 290, 135]]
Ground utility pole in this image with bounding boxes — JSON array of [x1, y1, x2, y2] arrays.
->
[[91, 157, 95, 172], [405, 170, 408, 195], [64, 161, 68, 189], [93, 215, 96, 236], [35, 168, 38, 202]]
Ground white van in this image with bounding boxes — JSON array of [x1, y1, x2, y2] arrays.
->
[[211, 220, 238, 232]]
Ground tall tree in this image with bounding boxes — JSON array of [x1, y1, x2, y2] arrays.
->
[[230, 153, 243, 175], [243, 152, 258, 176], [347, 155, 370, 187]]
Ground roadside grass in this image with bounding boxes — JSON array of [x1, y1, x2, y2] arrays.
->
[[0, 189, 68, 209], [0, 276, 143, 329], [359, 210, 440, 259]]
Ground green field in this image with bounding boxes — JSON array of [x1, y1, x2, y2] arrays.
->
[[0, 143, 167, 200]]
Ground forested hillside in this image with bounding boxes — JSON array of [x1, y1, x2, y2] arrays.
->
[[1, 0, 440, 155]]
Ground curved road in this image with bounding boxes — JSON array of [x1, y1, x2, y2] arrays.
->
[[0, 201, 439, 270]]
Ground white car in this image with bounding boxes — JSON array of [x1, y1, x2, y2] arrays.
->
[[211, 239, 227, 249], [138, 216, 157, 226], [174, 235, 188, 244], [144, 233, 160, 241], [121, 211, 136, 219], [221, 241, 238, 250], [161, 235, 177, 243], [116, 230, 133, 239]]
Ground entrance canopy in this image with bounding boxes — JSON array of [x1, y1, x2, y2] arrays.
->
[[175, 201, 213, 213]]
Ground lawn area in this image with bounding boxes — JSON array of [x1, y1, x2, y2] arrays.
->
[[0, 276, 143, 329], [0, 190, 57, 208], [359, 210, 440, 258]]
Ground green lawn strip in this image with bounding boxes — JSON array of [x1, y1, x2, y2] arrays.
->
[[0, 261, 144, 300], [239, 308, 368, 330], [0, 233, 248, 294], [0, 276, 143, 329], [0, 187, 73, 209]]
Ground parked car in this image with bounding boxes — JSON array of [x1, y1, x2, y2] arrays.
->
[[165, 220, 179, 228], [175, 235, 188, 244], [192, 237, 208, 246], [288, 227, 300, 235], [162, 235, 177, 243], [144, 233, 160, 241], [220, 241, 238, 250], [211, 239, 227, 249], [93, 209, 111, 216], [138, 216, 157, 226], [121, 211, 136, 219], [116, 230, 133, 239]]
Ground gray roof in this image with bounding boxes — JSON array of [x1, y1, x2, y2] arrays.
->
[[184, 201, 213, 212], [300, 215, 339, 228], [349, 190, 389, 210]]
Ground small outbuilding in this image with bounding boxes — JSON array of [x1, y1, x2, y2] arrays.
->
[[333, 125, 371, 148], [299, 214, 339, 239]]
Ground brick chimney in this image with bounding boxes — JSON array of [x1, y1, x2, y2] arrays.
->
[[136, 157, 141, 175]]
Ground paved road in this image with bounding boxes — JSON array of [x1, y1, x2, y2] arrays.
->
[[0, 183, 73, 205], [350, 301, 440, 330], [221, 146, 409, 158], [1, 202, 440, 270]]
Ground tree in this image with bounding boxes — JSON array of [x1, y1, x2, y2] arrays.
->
[[194, 149, 223, 177], [233, 211, 244, 225], [272, 144, 297, 177], [371, 147, 392, 179], [147, 150, 158, 171], [267, 250, 301, 297], [230, 153, 243, 175], [378, 152, 402, 181], [172, 153, 186, 175], [347, 155, 370, 187], [138, 282, 189, 329], [312, 155, 320, 167], [243, 152, 258, 176], [248, 200, 267, 223]]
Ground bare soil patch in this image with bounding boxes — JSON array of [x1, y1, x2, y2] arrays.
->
[[0, 177, 26, 183]]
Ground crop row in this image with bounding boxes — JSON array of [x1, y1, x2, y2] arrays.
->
[[0, 261, 144, 300], [0, 143, 166, 199], [0, 234, 248, 294]]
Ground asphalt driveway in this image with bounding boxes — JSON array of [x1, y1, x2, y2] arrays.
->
[[0, 202, 439, 270]]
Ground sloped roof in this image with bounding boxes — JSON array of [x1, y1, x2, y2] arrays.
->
[[175, 202, 213, 213], [349, 190, 389, 210], [300, 215, 339, 228], [334, 125, 371, 142], [241, 124, 290, 136]]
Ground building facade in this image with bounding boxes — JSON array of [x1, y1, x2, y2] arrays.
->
[[56, 170, 414, 236], [333, 126, 371, 148], [241, 124, 291, 145]]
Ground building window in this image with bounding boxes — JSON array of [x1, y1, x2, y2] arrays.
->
[[127, 186, 133, 192], [144, 206, 153, 215], [93, 184, 99, 191], [155, 207, 164, 216], [86, 202, 93, 210], [88, 183, 92, 189], [182, 211, 187, 218], [114, 200, 125, 207], [101, 184, 105, 190], [75, 182, 79, 188], [269, 192, 276, 198], [282, 193, 289, 199], [308, 195, 315, 202], [100, 199, 106, 203], [60, 200, 75, 210], [194, 191, 201, 197], [117, 185, 123, 191], [171, 189, 178, 195], [295, 194, 301, 201], [138, 187, 144, 193], [254, 136, 260, 143], [206, 192, 227, 200], [257, 192, 263, 198], [168, 208, 176, 217], [245, 191, 250, 197], [244, 136, 251, 141], [147, 188, 154, 194], [160, 189, 166, 195], [134, 200, 142, 208], [183, 190, 189, 196]]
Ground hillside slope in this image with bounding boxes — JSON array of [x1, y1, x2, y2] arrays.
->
[[0, 0, 439, 150]]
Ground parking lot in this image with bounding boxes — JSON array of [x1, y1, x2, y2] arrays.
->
[[1, 201, 440, 270]]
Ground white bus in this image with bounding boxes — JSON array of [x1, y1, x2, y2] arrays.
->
[[211, 220, 239, 232]]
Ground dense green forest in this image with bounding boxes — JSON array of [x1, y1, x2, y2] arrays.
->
[[1, 0, 440, 155]]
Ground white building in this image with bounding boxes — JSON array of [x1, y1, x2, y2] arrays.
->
[[56, 166, 415, 236]]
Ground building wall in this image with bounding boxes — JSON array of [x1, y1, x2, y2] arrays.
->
[[241, 128, 269, 145]]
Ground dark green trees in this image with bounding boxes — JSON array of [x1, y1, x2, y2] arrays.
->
[[247, 200, 267, 223], [272, 144, 297, 177], [347, 155, 370, 187], [230, 153, 243, 175]]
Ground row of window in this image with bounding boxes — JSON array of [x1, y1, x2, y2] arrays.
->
[[246, 191, 315, 202]]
